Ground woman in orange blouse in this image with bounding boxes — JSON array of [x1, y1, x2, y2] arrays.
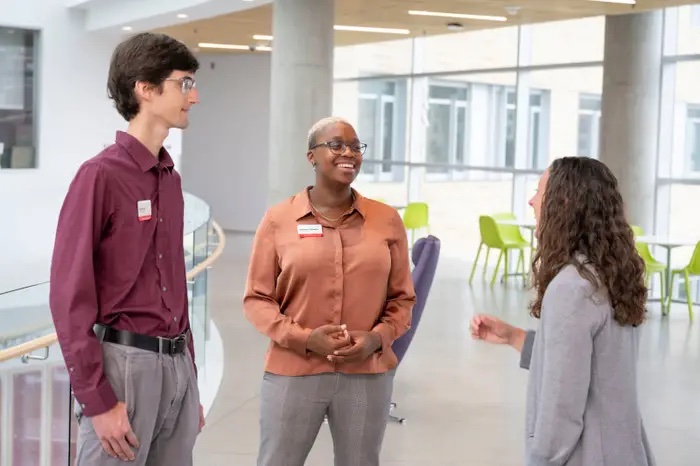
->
[[243, 116, 416, 466]]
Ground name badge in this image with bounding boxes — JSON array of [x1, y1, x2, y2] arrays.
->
[[297, 224, 323, 238], [137, 200, 152, 222]]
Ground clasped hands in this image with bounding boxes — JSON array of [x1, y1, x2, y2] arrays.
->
[[306, 324, 382, 363]]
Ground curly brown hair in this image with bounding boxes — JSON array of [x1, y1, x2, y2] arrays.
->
[[530, 157, 647, 327]]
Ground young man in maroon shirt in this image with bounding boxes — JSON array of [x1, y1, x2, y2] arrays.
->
[[49, 32, 203, 465]]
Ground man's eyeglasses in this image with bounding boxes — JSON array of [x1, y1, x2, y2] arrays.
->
[[310, 141, 367, 155], [164, 76, 196, 94]]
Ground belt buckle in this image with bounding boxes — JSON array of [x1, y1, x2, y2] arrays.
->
[[172, 334, 187, 354], [157, 334, 187, 355]]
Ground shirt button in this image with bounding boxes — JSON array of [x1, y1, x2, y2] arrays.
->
[[174, 317, 178, 322], [159, 218, 163, 223], [81, 404, 86, 408], [69, 367, 74, 372], [158, 253, 163, 259], [162, 286, 168, 292]]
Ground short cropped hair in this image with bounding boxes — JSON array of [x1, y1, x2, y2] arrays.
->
[[107, 32, 200, 121], [307, 116, 353, 150]]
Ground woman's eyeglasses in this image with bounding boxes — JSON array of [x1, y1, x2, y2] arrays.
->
[[310, 141, 367, 155]]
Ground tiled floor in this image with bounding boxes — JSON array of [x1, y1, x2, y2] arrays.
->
[[195, 233, 700, 465]]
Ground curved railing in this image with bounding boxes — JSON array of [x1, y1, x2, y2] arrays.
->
[[0, 192, 226, 466], [0, 221, 225, 364]]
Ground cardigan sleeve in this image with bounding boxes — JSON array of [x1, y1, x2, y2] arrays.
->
[[519, 330, 537, 369]]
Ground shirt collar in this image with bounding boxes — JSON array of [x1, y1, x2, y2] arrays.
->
[[115, 131, 175, 172], [292, 186, 367, 221]]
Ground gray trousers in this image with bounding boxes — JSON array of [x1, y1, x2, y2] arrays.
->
[[74, 342, 200, 466], [258, 371, 395, 466]]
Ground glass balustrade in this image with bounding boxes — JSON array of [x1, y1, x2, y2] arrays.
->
[[0, 192, 218, 466]]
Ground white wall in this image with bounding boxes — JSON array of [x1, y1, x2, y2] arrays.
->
[[0, 0, 125, 289], [181, 53, 271, 233]]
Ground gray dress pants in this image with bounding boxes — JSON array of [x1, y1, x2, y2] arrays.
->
[[74, 342, 200, 466], [257, 371, 395, 466]]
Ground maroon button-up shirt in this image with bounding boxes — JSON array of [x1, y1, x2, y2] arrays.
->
[[49, 131, 195, 417]]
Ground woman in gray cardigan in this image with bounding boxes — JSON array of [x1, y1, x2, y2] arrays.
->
[[471, 157, 655, 466]]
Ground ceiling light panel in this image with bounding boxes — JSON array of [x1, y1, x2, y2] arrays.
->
[[587, 0, 635, 4], [408, 10, 507, 22], [333, 25, 410, 34]]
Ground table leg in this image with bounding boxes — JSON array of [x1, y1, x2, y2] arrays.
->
[[665, 247, 673, 310]]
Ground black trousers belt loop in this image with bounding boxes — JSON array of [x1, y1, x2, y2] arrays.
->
[[94, 324, 189, 355]]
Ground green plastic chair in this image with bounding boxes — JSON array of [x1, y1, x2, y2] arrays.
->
[[492, 212, 530, 249], [403, 202, 429, 246], [667, 241, 700, 321], [492, 212, 533, 276], [631, 225, 668, 306], [469, 215, 529, 286]]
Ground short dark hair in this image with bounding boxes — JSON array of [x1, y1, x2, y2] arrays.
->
[[107, 32, 199, 121]]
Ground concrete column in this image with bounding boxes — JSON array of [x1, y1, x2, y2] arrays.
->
[[599, 11, 663, 232], [267, 0, 335, 206]]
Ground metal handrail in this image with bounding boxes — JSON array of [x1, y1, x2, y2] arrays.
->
[[0, 220, 227, 363], [0, 281, 50, 296]]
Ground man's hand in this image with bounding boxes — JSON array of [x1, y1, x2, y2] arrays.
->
[[306, 324, 351, 356], [327, 330, 382, 364], [92, 401, 139, 461], [199, 404, 205, 432]]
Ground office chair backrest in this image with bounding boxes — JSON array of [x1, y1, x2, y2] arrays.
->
[[688, 241, 700, 275], [392, 235, 441, 364], [402, 202, 429, 230], [479, 215, 505, 249]]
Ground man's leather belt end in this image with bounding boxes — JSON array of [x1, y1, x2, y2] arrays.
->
[[94, 324, 188, 355]]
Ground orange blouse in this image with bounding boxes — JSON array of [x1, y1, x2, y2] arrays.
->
[[243, 187, 416, 376]]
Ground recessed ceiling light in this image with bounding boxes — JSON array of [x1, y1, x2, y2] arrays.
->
[[122, 26, 133, 31], [334, 25, 410, 34], [198, 43, 249, 50], [198, 42, 272, 52], [253, 34, 273, 41], [177, 13, 188, 19], [408, 10, 507, 22]]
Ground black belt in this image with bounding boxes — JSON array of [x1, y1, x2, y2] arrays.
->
[[94, 324, 189, 355]]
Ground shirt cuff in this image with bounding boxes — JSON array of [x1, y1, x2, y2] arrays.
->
[[75, 377, 119, 418], [519, 330, 537, 370], [371, 323, 393, 354], [287, 325, 314, 356]]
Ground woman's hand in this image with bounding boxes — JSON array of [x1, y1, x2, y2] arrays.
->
[[326, 330, 382, 364], [470, 314, 526, 351], [306, 324, 351, 356]]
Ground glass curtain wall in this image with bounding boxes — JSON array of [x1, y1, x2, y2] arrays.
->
[[657, 5, 700, 302], [333, 6, 700, 296]]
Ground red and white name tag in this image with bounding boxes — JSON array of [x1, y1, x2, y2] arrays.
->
[[297, 224, 323, 238], [137, 200, 152, 222]]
